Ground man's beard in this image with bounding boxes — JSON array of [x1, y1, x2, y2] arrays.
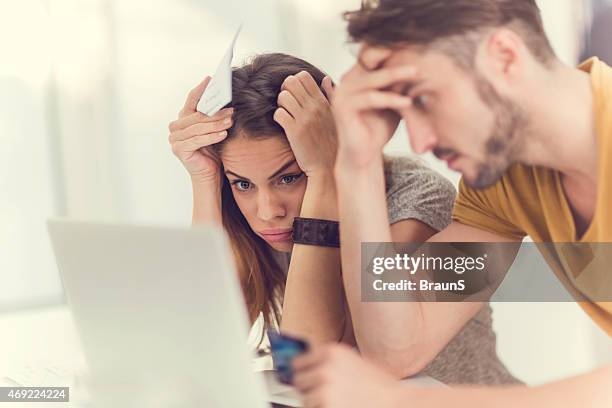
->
[[466, 74, 527, 190]]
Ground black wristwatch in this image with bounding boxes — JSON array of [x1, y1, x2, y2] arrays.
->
[[292, 217, 340, 248]]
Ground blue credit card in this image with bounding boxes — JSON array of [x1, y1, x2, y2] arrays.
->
[[267, 330, 310, 385]]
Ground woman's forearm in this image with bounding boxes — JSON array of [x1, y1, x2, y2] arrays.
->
[[190, 176, 222, 226], [281, 171, 347, 345]]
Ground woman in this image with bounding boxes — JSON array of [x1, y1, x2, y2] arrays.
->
[[168, 53, 518, 385]]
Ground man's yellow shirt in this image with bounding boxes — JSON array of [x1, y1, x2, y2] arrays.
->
[[453, 57, 612, 335]]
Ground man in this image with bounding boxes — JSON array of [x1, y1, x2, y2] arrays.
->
[[292, 0, 612, 406]]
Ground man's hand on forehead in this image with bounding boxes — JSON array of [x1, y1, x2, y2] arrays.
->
[[343, 45, 420, 97], [357, 45, 394, 71], [342, 62, 419, 99], [329, 44, 414, 169]]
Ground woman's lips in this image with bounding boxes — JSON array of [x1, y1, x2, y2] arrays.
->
[[259, 229, 293, 243]]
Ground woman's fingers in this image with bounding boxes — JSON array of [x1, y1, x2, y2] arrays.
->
[[273, 107, 295, 131], [172, 132, 228, 156], [321, 76, 335, 102], [283, 71, 329, 108], [183, 132, 228, 151], [180, 76, 211, 117], [169, 108, 233, 133], [169, 116, 233, 143], [295, 71, 325, 100], [281, 74, 309, 106], [277, 90, 302, 117]]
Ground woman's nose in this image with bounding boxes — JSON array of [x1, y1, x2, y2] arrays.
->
[[256, 191, 286, 221]]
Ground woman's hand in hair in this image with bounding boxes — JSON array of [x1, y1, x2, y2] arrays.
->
[[274, 71, 338, 178], [168, 76, 233, 184]]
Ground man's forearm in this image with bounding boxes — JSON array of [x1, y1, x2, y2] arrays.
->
[[281, 172, 346, 344], [191, 176, 222, 225], [398, 365, 612, 408], [334, 156, 426, 374]]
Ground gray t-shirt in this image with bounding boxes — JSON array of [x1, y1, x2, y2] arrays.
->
[[279, 155, 520, 385], [384, 156, 519, 385]]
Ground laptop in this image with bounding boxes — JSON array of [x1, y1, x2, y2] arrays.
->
[[47, 219, 301, 408]]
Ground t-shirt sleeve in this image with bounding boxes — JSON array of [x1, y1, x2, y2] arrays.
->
[[385, 158, 457, 232], [452, 177, 526, 240]]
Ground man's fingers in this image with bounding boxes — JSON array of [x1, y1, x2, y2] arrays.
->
[[293, 349, 326, 372], [345, 66, 418, 93], [273, 107, 294, 131], [302, 390, 323, 408], [349, 90, 412, 111], [170, 108, 233, 132], [277, 90, 302, 117], [321, 76, 335, 102], [169, 118, 232, 142], [182, 76, 211, 115], [293, 368, 324, 393], [339, 62, 365, 85], [358, 45, 394, 71]]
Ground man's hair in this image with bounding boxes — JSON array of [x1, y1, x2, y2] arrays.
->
[[345, 0, 556, 69]]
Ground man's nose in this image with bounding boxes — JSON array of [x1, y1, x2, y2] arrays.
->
[[405, 115, 437, 154]]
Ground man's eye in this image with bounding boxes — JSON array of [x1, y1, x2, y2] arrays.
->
[[232, 180, 252, 191], [413, 95, 429, 110], [279, 174, 303, 185]]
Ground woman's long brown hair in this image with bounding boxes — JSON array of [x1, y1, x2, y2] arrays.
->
[[210, 53, 327, 330]]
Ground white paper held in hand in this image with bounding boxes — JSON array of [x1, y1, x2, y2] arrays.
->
[[197, 26, 242, 116]]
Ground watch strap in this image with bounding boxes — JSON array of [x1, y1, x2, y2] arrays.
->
[[292, 217, 340, 248]]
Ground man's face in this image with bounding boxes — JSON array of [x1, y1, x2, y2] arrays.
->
[[368, 46, 526, 189]]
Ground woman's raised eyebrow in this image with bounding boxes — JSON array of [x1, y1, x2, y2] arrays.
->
[[267, 159, 298, 180], [224, 159, 297, 182], [225, 170, 251, 181]]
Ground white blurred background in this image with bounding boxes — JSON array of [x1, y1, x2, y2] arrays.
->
[[1, 0, 610, 386]]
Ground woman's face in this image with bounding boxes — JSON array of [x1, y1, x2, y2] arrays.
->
[[221, 135, 306, 253]]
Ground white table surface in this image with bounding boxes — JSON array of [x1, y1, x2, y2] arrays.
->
[[0, 305, 442, 406]]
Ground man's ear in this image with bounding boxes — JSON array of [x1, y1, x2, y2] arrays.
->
[[479, 28, 523, 81]]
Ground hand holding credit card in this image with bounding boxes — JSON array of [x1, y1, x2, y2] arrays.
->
[[197, 25, 241, 116], [268, 329, 310, 385]]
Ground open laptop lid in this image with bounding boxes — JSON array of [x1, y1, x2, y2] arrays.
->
[[47, 219, 269, 408]]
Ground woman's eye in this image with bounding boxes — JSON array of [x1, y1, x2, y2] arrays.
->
[[279, 174, 302, 185], [232, 180, 252, 191]]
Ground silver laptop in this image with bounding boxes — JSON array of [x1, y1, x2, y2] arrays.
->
[[47, 219, 299, 408]]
